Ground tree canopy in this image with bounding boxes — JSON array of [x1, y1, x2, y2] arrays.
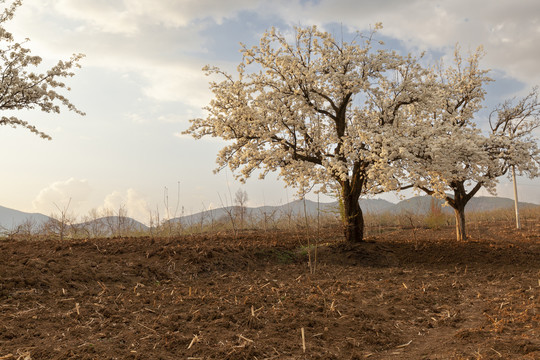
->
[[0, 0, 84, 140], [186, 25, 435, 242]]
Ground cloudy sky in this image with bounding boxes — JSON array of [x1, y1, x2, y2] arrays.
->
[[1, 0, 539, 222]]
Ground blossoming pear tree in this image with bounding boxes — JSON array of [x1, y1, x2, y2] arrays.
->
[[0, 0, 84, 140], [185, 25, 433, 243], [407, 49, 540, 241]]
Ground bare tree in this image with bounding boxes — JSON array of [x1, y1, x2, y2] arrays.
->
[[148, 206, 160, 239], [101, 208, 117, 237], [234, 189, 249, 230], [42, 198, 74, 240], [218, 192, 238, 238], [83, 208, 106, 238], [259, 207, 279, 232], [0, 217, 40, 240]]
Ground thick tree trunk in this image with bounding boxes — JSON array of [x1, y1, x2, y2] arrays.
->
[[453, 204, 466, 242], [341, 189, 364, 243], [423, 181, 483, 242], [449, 182, 472, 242]]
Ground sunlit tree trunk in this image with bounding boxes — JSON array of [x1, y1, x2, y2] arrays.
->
[[453, 204, 467, 242], [341, 178, 365, 243], [450, 185, 468, 242]]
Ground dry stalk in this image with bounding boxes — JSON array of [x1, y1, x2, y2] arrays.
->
[[238, 334, 253, 343], [97, 281, 108, 295], [133, 283, 145, 293], [15, 351, 31, 360], [302, 196, 313, 274], [407, 214, 419, 250], [138, 323, 157, 333], [187, 334, 200, 349], [396, 340, 412, 348], [314, 193, 321, 273], [490, 348, 503, 357], [247, 305, 260, 329], [58, 297, 75, 302], [301, 327, 306, 353]]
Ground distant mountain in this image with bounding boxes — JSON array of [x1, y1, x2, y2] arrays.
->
[[170, 196, 538, 225], [465, 196, 538, 212], [0, 205, 50, 230], [75, 216, 149, 236], [391, 195, 538, 214], [0, 205, 147, 236], [360, 198, 396, 213], [169, 198, 396, 225], [392, 196, 447, 214], [1, 196, 537, 234]]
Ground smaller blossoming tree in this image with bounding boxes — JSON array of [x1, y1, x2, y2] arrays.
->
[[0, 0, 85, 140], [407, 49, 540, 241]]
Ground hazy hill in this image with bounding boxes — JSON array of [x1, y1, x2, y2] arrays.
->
[[465, 196, 538, 212], [169, 198, 396, 225], [392, 196, 539, 214], [0, 205, 50, 230], [171, 196, 538, 225], [1, 196, 537, 233], [75, 216, 149, 236], [0, 205, 147, 236]]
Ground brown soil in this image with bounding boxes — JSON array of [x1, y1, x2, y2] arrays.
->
[[1, 222, 539, 359]]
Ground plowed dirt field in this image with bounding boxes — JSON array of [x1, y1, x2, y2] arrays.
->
[[1, 223, 539, 359]]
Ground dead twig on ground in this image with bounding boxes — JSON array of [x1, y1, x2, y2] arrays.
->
[[187, 334, 200, 349]]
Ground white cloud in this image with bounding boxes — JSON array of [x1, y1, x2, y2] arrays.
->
[[10, 0, 540, 102], [124, 113, 147, 124], [139, 62, 211, 106], [158, 113, 190, 123], [11, 0, 264, 40], [274, 0, 540, 90], [32, 178, 92, 214], [54, 0, 139, 34], [8, 1, 218, 109], [50, 0, 263, 34], [99, 188, 150, 222]]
